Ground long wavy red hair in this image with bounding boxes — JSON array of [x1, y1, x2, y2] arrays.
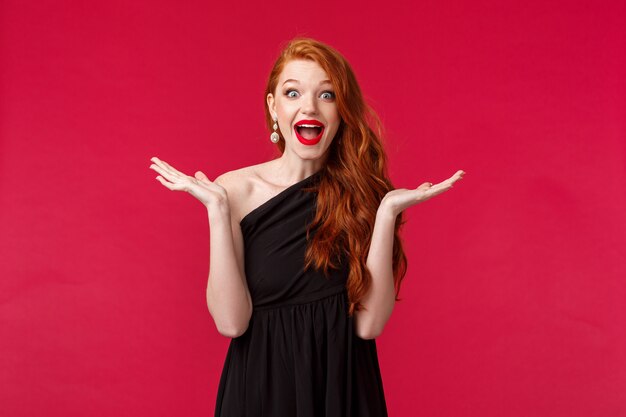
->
[[263, 37, 408, 316]]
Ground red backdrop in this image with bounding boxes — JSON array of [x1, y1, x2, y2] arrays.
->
[[1, 1, 624, 416]]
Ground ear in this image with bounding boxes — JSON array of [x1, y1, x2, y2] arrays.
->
[[266, 93, 276, 119]]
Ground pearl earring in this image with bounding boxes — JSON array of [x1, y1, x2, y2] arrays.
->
[[270, 115, 280, 143]]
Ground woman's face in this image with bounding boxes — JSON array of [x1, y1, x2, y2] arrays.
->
[[267, 59, 341, 159]]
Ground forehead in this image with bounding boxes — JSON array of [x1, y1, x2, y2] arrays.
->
[[279, 59, 330, 84]]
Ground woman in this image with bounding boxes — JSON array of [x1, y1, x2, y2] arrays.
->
[[149, 37, 464, 416]]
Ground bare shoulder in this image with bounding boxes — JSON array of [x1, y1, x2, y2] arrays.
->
[[213, 162, 275, 223], [213, 167, 251, 191]]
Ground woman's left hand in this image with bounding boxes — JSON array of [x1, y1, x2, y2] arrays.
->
[[382, 170, 465, 216]]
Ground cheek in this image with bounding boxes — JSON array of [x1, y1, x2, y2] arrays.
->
[[326, 123, 340, 141], [330, 116, 341, 132], [330, 110, 340, 126]]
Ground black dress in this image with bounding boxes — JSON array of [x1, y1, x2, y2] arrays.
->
[[214, 171, 388, 417]]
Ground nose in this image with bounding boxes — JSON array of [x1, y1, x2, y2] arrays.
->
[[300, 93, 318, 115]]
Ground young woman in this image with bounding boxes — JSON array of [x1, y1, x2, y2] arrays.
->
[[149, 37, 464, 417]]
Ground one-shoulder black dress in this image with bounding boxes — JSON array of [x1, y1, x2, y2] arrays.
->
[[214, 171, 388, 417]]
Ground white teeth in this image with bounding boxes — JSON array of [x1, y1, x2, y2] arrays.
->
[[297, 124, 322, 128]]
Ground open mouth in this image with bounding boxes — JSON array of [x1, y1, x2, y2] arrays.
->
[[295, 125, 324, 141]]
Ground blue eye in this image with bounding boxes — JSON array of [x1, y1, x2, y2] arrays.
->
[[284, 89, 335, 99]]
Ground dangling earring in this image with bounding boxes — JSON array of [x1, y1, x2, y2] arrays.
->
[[270, 115, 280, 143]]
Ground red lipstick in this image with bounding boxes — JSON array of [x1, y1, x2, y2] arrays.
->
[[294, 119, 324, 146]]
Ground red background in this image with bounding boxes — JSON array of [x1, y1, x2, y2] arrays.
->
[[1, 1, 625, 416]]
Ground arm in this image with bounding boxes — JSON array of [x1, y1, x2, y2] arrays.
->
[[354, 199, 397, 340], [149, 157, 252, 338], [205, 175, 253, 338], [354, 169, 466, 340]]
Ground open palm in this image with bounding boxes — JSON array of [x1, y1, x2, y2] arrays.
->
[[149, 156, 227, 208], [384, 170, 465, 216]]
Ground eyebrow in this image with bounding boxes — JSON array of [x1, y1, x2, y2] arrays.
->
[[282, 79, 332, 86]]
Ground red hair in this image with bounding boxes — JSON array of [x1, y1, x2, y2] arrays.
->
[[264, 37, 408, 316]]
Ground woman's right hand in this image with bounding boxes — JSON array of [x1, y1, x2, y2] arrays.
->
[[149, 156, 227, 209]]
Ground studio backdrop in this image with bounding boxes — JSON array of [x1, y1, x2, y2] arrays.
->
[[1, 1, 624, 416]]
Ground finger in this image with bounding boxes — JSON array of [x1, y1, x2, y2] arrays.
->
[[150, 163, 178, 182], [159, 159, 187, 176], [150, 161, 192, 185], [416, 182, 433, 191], [432, 170, 465, 189], [151, 157, 186, 177], [150, 158, 177, 177], [150, 157, 170, 170], [195, 171, 212, 183], [155, 175, 185, 191], [426, 181, 453, 196], [447, 170, 465, 184]]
